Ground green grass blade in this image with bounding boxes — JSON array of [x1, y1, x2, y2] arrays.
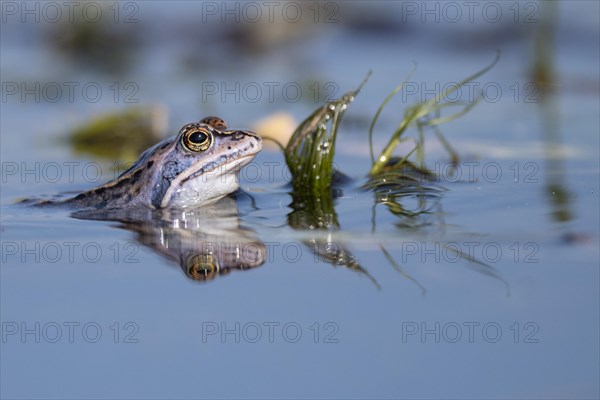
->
[[369, 63, 416, 164]]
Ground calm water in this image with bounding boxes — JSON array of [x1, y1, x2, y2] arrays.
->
[[1, 2, 599, 399]]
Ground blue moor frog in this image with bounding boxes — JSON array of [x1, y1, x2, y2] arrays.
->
[[56, 116, 262, 210]]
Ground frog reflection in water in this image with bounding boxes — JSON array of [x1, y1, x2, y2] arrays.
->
[[62, 116, 262, 209], [78, 197, 267, 282]]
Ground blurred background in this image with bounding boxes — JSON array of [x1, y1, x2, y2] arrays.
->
[[1, 1, 597, 148], [1, 1, 599, 399]]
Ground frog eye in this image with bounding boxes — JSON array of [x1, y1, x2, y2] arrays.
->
[[182, 128, 213, 152], [186, 254, 219, 281]]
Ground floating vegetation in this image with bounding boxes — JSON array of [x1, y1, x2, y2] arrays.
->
[[68, 106, 167, 162], [284, 53, 499, 196], [359, 53, 500, 234], [281, 55, 501, 288], [284, 72, 370, 196], [368, 51, 500, 177], [283, 73, 379, 284]]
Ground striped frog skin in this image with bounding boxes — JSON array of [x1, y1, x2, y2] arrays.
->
[[61, 116, 262, 210]]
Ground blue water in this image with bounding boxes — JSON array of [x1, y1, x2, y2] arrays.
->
[[1, 2, 599, 399]]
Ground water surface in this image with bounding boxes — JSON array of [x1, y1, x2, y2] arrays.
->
[[1, 2, 599, 398]]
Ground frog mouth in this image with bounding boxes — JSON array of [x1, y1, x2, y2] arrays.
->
[[186, 153, 256, 182]]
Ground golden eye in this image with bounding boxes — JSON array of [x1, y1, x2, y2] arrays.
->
[[186, 254, 219, 281], [182, 128, 212, 152]]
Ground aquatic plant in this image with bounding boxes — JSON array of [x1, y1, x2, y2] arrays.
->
[[368, 51, 500, 177], [284, 72, 370, 195], [283, 55, 501, 287], [284, 53, 500, 195], [69, 106, 166, 162]]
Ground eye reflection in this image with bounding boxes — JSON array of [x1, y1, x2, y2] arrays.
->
[[186, 254, 220, 281]]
